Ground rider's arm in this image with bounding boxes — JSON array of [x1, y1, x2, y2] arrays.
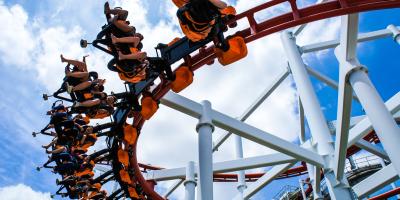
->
[[42, 137, 58, 149], [46, 146, 66, 154], [80, 134, 87, 145], [209, 0, 227, 9], [82, 55, 89, 72]]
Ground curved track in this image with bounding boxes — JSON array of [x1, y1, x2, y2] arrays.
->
[[102, 0, 400, 199]]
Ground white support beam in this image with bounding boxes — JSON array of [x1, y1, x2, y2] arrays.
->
[[306, 65, 359, 101], [212, 69, 290, 152], [301, 27, 399, 53], [347, 91, 400, 147], [334, 13, 359, 182], [306, 66, 338, 90], [307, 164, 323, 199], [161, 92, 325, 167], [281, 28, 354, 199], [237, 162, 296, 200], [349, 69, 400, 178], [313, 166, 323, 199], [353, 164, 400, 198], [281, 31, 335, 156], [298, 98, 305, 143], [299, 180, 307, 200], [303, 141, 323, 199], [234, 134, 247, 198], [197, 101, 214, 200], [354, 139, 389, 160], [185, 161, 196, 200], [387, 24, 400, 44], [147, 153, 297, 181], [163, 179, 184, 198], [347, 92, 400, 149]]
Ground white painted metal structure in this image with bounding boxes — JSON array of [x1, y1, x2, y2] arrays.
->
[[144, 16, 400, 200]]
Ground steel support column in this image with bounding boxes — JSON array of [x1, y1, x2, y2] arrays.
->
[[281, 30, 354, 200], [299, 180, 307, 200], [349, 71, 400, 178], [334, 13, 360, 183], [347, 92, 400, 148], [306, 162, 323, 199], [334, 23, 400, 177], [281, 31, 334, 156], [185, 161, 196, 200], [387, 24, 400, 44], [298, 98, 306, 144], [196, 101, 214, 200], [234, 134, 247, 199]]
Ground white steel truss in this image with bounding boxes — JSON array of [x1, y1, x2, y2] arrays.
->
[[144, 18, 400, 200]]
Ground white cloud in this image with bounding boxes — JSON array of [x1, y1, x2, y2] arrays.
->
[[0, 1, 35, 67], [0, 184, 51, 200]]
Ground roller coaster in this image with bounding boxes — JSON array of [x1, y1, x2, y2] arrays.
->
[[34, 0, 400, 199]]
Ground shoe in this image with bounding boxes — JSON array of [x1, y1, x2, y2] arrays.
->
[[104, 2, 110, 15], [66, 83, 73, 94], [72, 101, 80, 108]]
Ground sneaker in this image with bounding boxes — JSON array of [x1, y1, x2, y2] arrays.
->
[[104, 2, 110, 15], [72, 101, 80, 108], [66, 83, 73, 94]]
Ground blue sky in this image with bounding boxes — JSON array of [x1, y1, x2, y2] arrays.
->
[[0, 0, 399, 199]]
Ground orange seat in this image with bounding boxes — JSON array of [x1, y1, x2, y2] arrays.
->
[[179, 12, 214, 42], [215, 36, 248, 66], [118, 69, 146, 84], [171, 66, 193, 93], [128, 187, 140, 198], [116, 47, 147, 84], [141, 96, 158, 120], [168, 37, 181, 46], [118, 149, 130, 167], [123, 124, 138, 145], [88, 111, 110, 119], [75, 169, 94, 179], [119, 169, 132, 184]]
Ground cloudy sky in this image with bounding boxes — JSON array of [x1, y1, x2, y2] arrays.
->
[[0, 0, 399, 199]]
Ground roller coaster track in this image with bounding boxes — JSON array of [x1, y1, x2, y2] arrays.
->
[[101, 0, 400, 199], [36, 0, 400, 200]]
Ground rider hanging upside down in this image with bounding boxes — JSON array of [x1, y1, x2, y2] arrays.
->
[[111, 33, 147, 61], [62, 54, 90, 79], [177, 0, 230, 42], [60, 54, 103, 96], [72, 81, 114, 108], [104, 3, 136, 35], [72, 80, 116, 119]]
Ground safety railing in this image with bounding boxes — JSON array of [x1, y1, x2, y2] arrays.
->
[[344, 155, 382, 174], [273, 185, 301, 200]]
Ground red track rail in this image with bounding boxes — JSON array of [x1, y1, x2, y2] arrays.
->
[[125, 0, 400, 199], [369, 187, 400, 200]]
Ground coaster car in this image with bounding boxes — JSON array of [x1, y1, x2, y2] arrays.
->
[[166, 0, 247, 66], [80, 8, 174, 85]]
